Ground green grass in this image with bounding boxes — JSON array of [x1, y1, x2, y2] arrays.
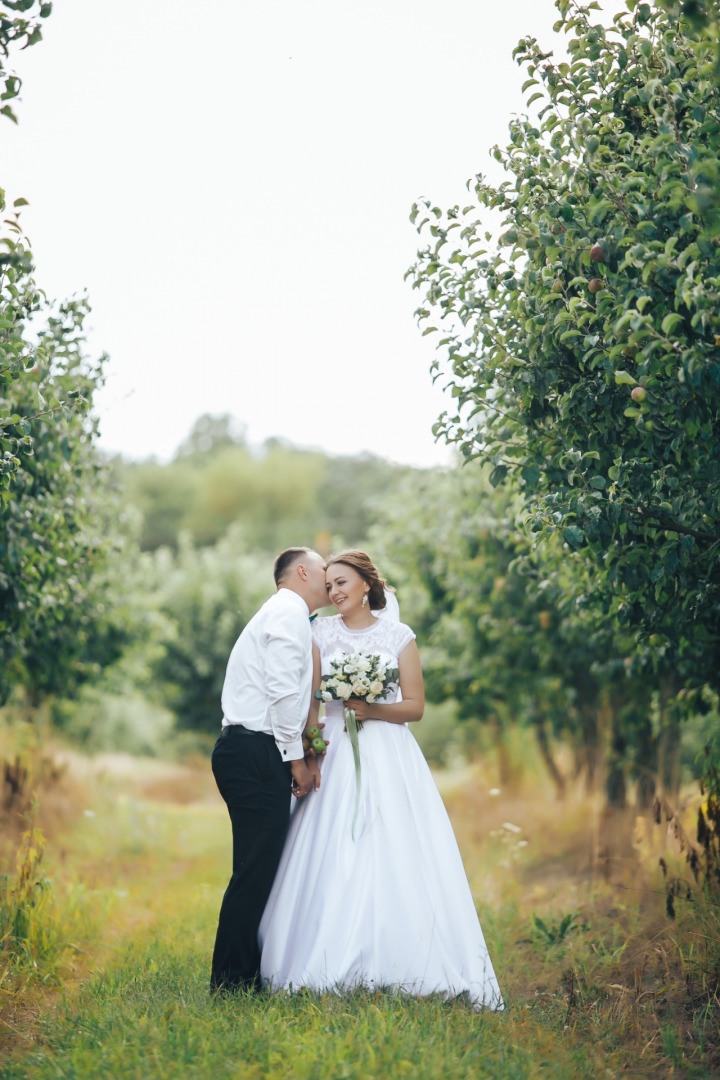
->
[[1, 750, 719, 1079], [2, 933, 611, 1080]]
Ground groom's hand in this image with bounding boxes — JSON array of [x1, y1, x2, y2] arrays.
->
[[290, 758, 314, 798]]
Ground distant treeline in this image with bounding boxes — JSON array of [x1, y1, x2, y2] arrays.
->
[[115, 413, 422, 553]]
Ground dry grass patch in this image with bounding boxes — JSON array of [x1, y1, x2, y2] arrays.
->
[[439, 762, 720, 1076]]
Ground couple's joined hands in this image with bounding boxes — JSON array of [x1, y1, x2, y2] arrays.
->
[[291, 723, 328, 798]]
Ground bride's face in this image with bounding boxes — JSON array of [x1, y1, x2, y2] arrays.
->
[[326, 564, 370, 615]]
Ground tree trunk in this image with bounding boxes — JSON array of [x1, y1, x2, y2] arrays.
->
[[531, 705, 566, 800], [577, 702, 600, 794], [635, 715, 657, 809], [605, 713, 627, 810], [490, 714, 514, 789], [657, 681, 681, 801]]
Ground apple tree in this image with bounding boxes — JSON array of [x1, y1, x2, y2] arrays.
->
[[1, 4, 135, 707], [1, 2, 54, 493], [371, 467, 663, 803], [409, 0, 720, 700], [0, 294, 139, 705]]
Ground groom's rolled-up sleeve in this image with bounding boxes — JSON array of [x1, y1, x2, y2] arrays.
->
[[265, 609, 310, 761]]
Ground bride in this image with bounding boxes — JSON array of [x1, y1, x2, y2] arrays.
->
[[259, 550, 503, 1009]]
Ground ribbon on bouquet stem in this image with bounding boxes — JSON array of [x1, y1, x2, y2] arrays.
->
[[344, 706, 362, 840]]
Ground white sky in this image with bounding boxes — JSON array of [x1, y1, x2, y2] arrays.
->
[[4, 0, 626, 467]]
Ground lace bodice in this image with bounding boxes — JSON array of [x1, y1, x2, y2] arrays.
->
[[311, 614, 415, 704]]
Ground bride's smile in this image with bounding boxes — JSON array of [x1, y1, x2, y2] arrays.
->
[[326, 565, 371, 622]]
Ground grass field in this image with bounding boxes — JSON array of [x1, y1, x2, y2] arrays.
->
[[1, 738, 718, 1079]]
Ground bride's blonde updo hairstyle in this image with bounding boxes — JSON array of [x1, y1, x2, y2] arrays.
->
[[326, 550, 394, 611]]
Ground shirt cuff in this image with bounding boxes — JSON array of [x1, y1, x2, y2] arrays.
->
[[275, 735, 305, 762]]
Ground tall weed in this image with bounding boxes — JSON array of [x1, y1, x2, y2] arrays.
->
[[0, 818, 50, 961], [0, 817, 108, 993]]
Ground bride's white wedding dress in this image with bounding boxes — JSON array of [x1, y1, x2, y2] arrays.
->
[[258, 614, 503, 1009]]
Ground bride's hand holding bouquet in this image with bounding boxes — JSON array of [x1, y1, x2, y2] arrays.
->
[[343, 697, 372, 722]]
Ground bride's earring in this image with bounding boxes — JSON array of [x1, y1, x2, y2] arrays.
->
[[362, 594, 368, 608]]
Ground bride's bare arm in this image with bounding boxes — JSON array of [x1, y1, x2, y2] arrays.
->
[[303, 645, 327, 789], [347, 640, 425, 725], [304, 644, 322, 731]]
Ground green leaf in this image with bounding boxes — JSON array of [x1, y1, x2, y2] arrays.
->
[[614, 371, 637, 386], [563, 525, 584, 548], [489, 465, 508, 487], [660, 312, 684, 336]]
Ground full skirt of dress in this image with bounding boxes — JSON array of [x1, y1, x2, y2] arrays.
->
[[259, 705, 503, 1009]]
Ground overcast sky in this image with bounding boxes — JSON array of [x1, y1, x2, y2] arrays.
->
[[4, 0, 625, 467]]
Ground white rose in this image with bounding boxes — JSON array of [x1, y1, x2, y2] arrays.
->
[[320, 680, 327, 692], [352, 682, 367, 696], [356, 658, 371, 673], [321, 691, 332, 702], [343, 662, 358, 674], [369, 680, 384, 696], [336, 682, 353, 700]]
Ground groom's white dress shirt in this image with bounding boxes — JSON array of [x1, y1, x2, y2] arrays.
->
[[221, 588, 311, 762]]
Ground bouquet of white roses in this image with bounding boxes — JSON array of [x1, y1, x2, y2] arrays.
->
[[314, 651, 399, 839], [314, 651, 399, 728]]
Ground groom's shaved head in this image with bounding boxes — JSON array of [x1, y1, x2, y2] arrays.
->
[[273, 547, 314, 586]]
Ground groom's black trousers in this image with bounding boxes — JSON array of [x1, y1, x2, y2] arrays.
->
[[210, 725, 292, 992]]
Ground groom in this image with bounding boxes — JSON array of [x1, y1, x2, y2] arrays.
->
[[210, 546, 329, 993]]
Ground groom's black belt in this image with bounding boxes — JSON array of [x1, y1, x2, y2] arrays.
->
[[220, 723, 273, 739]]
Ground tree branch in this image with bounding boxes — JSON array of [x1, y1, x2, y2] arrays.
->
[[636, 506, 720, 543]]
